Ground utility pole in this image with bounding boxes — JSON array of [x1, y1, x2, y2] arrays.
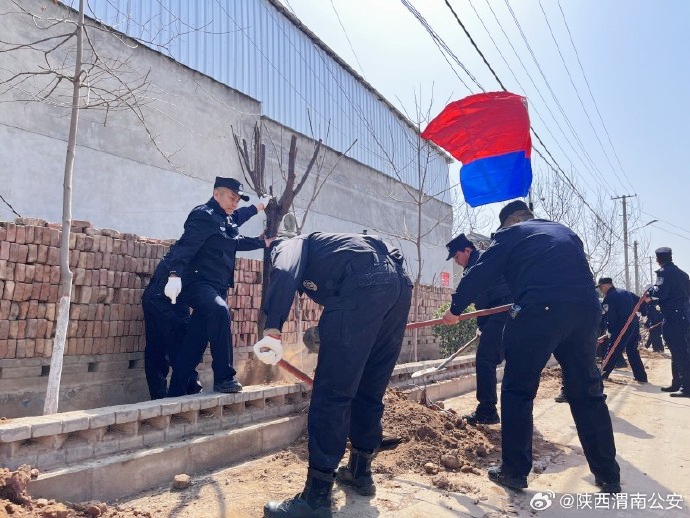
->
[[612, 194, 637, 290], [634, 241, 639, 294], [649, 256, 654, 283]]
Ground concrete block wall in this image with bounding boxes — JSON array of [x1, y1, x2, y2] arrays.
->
[[0, 217, 451, 415]]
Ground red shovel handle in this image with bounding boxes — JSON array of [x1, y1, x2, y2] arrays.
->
[[601, 294, 647, 372], [406, 303, 513, 330], [277, 359, 314, 386]]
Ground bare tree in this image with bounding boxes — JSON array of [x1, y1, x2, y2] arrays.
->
[[0, 0, 205, 412], [367, 89, 454, 361], [233, 121, 355, 336]]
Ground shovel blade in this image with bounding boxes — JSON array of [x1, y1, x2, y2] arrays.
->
[[410, 365, 446, 379]]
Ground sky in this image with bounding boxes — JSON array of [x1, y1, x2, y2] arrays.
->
[[277, 0, 690, 276]]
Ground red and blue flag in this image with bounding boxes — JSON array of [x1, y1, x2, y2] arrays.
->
[[421, 92, 532, 207]]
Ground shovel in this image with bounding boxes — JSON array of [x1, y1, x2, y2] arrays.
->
[[405, 304, 512, 330], [411, 334, 479, 379]]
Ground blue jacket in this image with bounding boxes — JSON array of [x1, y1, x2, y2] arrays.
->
[[652, 262, 690, 318], [165, 198, 265, 289], [263, 232, 408, 330], [602, 287, 640, 343], [450, 219, 599, 315], [464, 249, 512, 328]]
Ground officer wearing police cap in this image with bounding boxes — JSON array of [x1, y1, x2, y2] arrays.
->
[[648, 246, 690, 396], [443, 199, 620, 492], [163, 177, 273, 396], [446, 233, 511, 425]]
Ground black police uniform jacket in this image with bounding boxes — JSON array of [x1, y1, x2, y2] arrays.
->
[[450, 219, 599, 315], [166, 197, 265, 289], [652, 262, 690, 319], [263, 232, 407, 330], [601, 287, 640, 343], [465, 249, 512, 329]]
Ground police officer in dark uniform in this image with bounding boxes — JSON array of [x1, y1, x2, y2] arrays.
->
[[254, 232, 412, 518], [641, 301, 664, 352], [142, 185, 269, 399], [446, 233, 511, 425], [597, 278, 648, 382], [648, 247, 690, 397], [443, 200, 620, 493], [164, 177, 272, 397]]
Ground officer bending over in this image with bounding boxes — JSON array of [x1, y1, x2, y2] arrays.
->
[[255, 232, 413, 518], [598, 277, 648, 383], [165, 177, 272, 396], [446, 233, 511, 425], [443, 200, 620, 493]]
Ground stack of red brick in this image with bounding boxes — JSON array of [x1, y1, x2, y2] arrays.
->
[[0, 218, 450, 361]]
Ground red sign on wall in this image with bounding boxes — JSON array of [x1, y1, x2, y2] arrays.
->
[[440, 271, 450, 287]]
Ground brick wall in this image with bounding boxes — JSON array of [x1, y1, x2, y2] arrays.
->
[[0, 218, 451, 361]]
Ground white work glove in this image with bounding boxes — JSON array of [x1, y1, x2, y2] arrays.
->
[[253, 335, 283, 365], [475, 328, 482, 337], [256, 196, 272, 211], [164, 276, 182, 304]]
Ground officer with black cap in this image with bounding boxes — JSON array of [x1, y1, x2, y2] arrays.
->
[[648, 246, 690, 397], [597, 277, 647, 383], [142, 179, 271, 399], [254, 232, 412, 518], [446, 233, 511, 425], [443, 199, 620, 493], [164, 177, 273, 396]]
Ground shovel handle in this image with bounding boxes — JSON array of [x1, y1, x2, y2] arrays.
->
[[277, 359, 314, 386], [406, 304, 512, 330]]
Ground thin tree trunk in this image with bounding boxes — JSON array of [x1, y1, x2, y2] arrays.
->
[[44, 0, 84, 415]]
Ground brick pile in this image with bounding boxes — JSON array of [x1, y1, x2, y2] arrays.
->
[[0, 218, 451, 361]]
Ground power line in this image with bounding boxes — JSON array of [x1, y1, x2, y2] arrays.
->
[[501, 0, 612, 193], [0, 193, 21, 217], [465, 0, 616, 199], [556, 0, 632, 188], [475, 0, 617, 200], [439, 0, 615, 234], [329, 0, 365, 76]]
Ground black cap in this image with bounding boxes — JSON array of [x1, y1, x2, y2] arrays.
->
[[445, 234, 475, 260], [214, 176, 249, 201], [597, 277, 613, 286], [498, 200, 530, 227], [655, 246, 672, 256]]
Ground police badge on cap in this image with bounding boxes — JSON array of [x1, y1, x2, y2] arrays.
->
[[214, 176, 250, 201]]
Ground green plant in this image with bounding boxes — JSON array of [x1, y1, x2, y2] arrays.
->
[[432, 302, 478, 356]]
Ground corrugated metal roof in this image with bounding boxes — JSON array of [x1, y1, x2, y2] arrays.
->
[[85, 0, 451, 202]]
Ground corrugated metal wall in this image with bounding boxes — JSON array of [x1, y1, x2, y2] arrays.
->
[[87, 0, 450, 202]]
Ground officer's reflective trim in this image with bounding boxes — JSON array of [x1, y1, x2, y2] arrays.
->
[[302, 280, 318, 291]]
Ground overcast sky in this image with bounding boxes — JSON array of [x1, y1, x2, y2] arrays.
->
[[278, 0, 690, 274]]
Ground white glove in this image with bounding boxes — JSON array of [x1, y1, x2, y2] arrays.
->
[[253, 335, 283, 365], [257, 196, 272, 211], [164, 276, 182, 304], [475, 328, 482, 337]]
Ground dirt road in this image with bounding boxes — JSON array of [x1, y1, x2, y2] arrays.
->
[[112, 354, 688, 517]]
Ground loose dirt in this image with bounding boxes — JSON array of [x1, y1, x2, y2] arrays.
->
[[1, 367, 568, 517]]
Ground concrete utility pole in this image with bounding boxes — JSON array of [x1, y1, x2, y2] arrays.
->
[[612, 194, 636, 291], [650, 256, 654, 283]]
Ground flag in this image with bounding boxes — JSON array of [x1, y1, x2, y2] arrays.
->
[[421, 92, 532, 207]]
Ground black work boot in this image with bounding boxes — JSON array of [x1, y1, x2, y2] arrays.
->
[[661, 384, 681, 392], [595, 478, 622, 493], [213, 377, 242, 393], [336, 447, 376, 496], [487, 465, 528, 490], [464, 411, 500, 425], [264, 468, 335, 518], [554, 387, 567, 403]]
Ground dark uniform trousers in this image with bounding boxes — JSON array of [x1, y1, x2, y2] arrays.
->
[[308, 258, 412, 472], [501, 302, 619, 483], [475, 314, 507, 417], [167, 281, 236, 397], [602, 329, 647, 381], [662, 311, 690, 389], [142, 273, 190, 399], [646, 326, 664, 352]]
